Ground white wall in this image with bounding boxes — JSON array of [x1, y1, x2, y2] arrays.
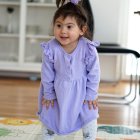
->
[[89, 0, 130, 81], [89, 0, 129, 45]]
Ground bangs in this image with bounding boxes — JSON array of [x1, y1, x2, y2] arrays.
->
[[53, 2, 87, 29]]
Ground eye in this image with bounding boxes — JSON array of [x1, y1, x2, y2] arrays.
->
[[67, 25, 73, 29], [55, 23, 61, 28]]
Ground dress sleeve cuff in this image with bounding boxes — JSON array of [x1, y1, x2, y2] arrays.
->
[[44, 92, 57, 100], [85, 93, 98, 101]]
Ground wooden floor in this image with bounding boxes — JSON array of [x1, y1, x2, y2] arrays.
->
[[0, 77, 140, 127]]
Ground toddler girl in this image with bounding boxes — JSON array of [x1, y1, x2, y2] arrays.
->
[[38, 1, 100, 139]]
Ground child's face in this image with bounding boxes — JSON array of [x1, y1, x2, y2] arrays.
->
[[54, 16, 84, 48]]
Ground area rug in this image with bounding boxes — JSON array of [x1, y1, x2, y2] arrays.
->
[[0, 117, 140, 140]]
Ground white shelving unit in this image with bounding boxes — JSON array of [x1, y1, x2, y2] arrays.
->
[[0, 0, 56, 73]]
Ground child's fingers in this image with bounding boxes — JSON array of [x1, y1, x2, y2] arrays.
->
[[93, 100, 98, 109], [84, 99, 98, 110], [88, 100, 93, 110], [41, 97, 46, 105], [42, 98, 55, 109], [86, 98, 98, 110], [46, 100, 51, 109], [51, 100, 54, 107]]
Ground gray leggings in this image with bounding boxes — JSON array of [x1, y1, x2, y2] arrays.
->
[[42, 119, 97, 140]]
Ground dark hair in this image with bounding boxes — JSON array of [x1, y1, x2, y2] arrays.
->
[[53, 2, 92, 40]]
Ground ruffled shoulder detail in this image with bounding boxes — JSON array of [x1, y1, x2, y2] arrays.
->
[[83, 38, 100, 66], [40, 41, 54, 63], [40, 42, 48, 50], [88, 40, 100, 47], [86, 39, 100, 56]]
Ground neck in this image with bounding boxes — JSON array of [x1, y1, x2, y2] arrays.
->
[[62, 41, 78, 54]]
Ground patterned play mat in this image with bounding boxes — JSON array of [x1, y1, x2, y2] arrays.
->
[[0, 117, 140, 140]]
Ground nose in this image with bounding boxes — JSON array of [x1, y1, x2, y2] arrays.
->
[[60, 26, 66, 34]]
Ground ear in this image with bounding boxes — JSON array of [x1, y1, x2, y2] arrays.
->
[[80, 26, 87, 36]]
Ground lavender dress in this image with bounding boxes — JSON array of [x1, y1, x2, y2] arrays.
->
[[38, 37, 100, 135]]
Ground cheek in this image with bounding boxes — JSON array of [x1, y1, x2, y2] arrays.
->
[[71, 31, 83, 37], [54, 29, 59, 36]]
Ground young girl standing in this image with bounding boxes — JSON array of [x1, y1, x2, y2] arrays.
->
[[38, 0, 100, 140]]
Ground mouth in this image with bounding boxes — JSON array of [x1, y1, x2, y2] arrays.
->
[[60, 36, 68, 39]]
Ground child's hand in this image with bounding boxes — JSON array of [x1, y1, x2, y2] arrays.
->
[[42, 97, 54, 109], [84, 98, 98, 110]]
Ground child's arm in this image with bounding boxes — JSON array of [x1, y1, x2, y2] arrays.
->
[[40, 42, 56, 109], [85, 45, 100, 110]]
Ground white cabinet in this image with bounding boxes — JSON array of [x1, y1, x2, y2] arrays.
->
[[0, 0, 56, 72], [0, 1, 20, 63]]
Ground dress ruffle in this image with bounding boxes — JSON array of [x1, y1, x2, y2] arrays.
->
[[84, 40, 100, 70], [40, 42, 54, 63]]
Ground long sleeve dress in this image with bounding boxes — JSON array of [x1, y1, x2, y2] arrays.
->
[[38, 36, 100, 135]]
